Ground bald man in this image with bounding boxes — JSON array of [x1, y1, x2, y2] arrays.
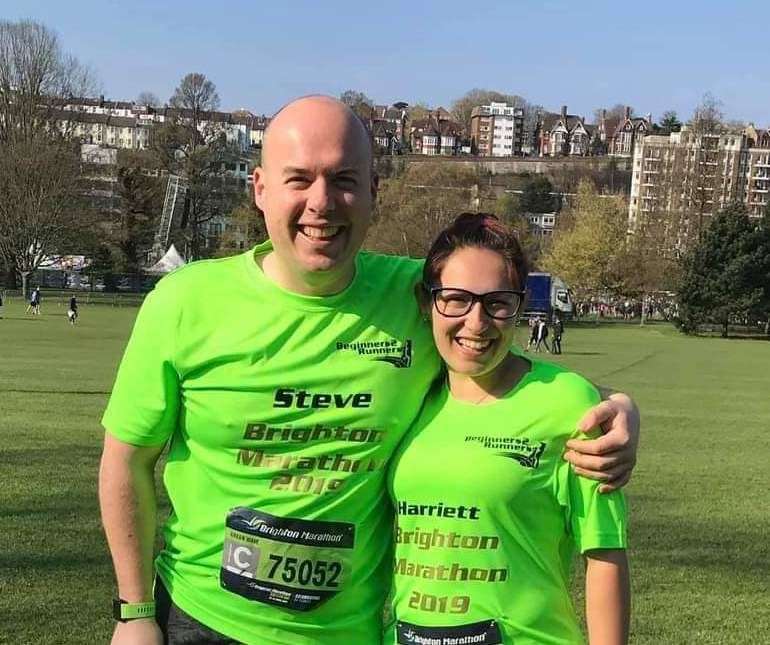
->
[[99, 96, 639, 644]]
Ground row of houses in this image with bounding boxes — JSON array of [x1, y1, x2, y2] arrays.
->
[[52, 96, 270, 153], [367, 100, 652, 159], [54, 94, 655, 162]]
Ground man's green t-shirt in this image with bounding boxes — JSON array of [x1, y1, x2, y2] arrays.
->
[[386, 358, 627, 645], [102, 242, 440, 644]]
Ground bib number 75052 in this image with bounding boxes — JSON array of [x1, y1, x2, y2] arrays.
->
[[266, 555, 342, 587], [220, 508, 354, 611]]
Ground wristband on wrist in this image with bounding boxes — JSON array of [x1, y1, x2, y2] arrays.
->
[[112, 598, 156, 622]]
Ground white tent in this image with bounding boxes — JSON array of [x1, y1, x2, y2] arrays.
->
[[145, 244, 186, 274]]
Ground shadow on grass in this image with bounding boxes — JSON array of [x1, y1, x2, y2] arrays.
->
[[633, 516, 770, 585], [3, 444, 102, 463], [0, 550, 105, 571]]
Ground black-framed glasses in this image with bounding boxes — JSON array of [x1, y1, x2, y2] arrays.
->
[[430, 287, 525, 320]]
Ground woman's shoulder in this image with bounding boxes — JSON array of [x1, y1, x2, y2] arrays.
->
[[526, 358, 600, 407]]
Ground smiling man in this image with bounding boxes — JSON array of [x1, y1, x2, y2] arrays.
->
[[99, 96, 640, 645]]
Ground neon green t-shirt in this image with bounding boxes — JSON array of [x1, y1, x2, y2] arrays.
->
[[386, 358, 627, 645], [102, 241, 440, 644]]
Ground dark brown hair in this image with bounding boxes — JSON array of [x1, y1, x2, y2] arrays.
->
[[422, 212, 529, 290]]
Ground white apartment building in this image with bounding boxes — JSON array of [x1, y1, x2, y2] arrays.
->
[[470, 102, 524, 156], [527, 212, 557, 236], [629, 125, 769, 249]]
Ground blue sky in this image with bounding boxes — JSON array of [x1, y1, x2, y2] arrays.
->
[[4, 0, 769, 125]]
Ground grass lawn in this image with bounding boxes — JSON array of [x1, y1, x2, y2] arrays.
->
[[1, 297, 768, 644]]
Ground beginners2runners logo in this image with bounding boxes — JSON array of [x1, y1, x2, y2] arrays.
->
[[465, 435, 546, 469], [335, 338, 413, 368]]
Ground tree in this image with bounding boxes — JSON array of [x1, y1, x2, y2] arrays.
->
[[0, 20, 98, 292], [593, 104, 632, 124], [678, 203, 770, 337], [171, 72, 220, 114], [136, 91, 160, 107], [0, 136, 87, 294], [340, 90, 374, 123], [112, 149, 164, 271], [154, 72, 241, 260], [618, 210, 680, 318], [493, 193, 542, 267], [519, 176, 559, 214], [540, 180, 627, 298], [659, 110, 682, 133], [366, 162, 477, 256], [214, 195, 267, 257], [686, 93, 726, 242], [408, 102, 432, 122], [0, 20, 97, 145], [689, 93, 723, 135]]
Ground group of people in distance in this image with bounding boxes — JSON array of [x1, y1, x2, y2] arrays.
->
[[100, 96, 639, 645], [22, 286, 78, 324], [526, 314, 564, 354]]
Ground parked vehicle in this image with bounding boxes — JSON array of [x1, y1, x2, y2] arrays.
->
[[524, 272, 573, 319]]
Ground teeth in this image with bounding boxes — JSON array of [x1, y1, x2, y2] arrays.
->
[[299, 225, 342, 240], [457, 338, 492, 350]]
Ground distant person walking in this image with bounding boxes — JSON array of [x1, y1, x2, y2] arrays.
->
[[67, 296, 78, 325], [26, 287, 41, 315], [525, 316, 538, 351], [0, 291, 4, 318], [535, 317, 550, 352], [552, 314, 564, 354]]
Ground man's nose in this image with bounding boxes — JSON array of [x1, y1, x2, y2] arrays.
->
[[307, 177, 334, 214]]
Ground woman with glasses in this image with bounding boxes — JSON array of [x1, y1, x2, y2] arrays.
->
[[386, 213, 629, 645]]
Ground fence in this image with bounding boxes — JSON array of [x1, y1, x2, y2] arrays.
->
[[18, 269, 161, 296]]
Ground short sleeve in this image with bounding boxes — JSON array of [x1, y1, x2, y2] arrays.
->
[[557, 456, 628, 553], [101, 284, 181, 446]]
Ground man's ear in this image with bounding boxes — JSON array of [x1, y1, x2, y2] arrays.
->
[[253, 166, 266, 212]]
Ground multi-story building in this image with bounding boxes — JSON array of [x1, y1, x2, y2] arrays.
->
[[628, 125, 769, 250], [742, 125, 770, 217], [373, 104, 408, 146], [470, 102, 524, 156], [527, 212, 558, 236], [57, 111, 153, 149], [409, 111, 462, 155], [609, 107, 652, 158], [536, 106, 592, 157]]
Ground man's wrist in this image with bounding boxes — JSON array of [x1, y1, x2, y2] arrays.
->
[[113, 598, 156, 622]]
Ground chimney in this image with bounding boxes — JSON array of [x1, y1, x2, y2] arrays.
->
[[624, 106, 631, 120], [646, 112, 652, 124], [561, 105, 567, 120]]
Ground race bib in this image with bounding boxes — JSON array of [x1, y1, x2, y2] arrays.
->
[[220, 507, 354, 611], [396, 619, 502, 644]]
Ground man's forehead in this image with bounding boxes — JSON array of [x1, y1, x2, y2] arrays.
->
[[262, 96, 372, 169], [266, 129, 370, 173]]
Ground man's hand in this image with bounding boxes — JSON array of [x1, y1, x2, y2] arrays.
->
[[111, 619, 163, 645], [564, 392, 640, 493]]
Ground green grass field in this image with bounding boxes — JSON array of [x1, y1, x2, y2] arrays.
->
[[1, 297, 768, 644]]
